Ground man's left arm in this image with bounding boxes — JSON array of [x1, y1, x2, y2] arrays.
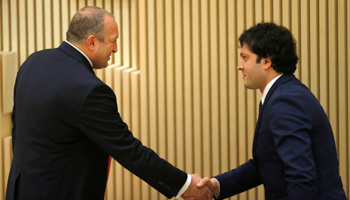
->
[[268, 94, 317, 199]]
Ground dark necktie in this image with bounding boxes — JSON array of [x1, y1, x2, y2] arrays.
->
[[259, 101, 263, 113]]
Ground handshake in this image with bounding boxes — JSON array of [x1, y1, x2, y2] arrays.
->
[[181, 174, 219, 200]]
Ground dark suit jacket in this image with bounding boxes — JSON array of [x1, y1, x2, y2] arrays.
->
[[6, 42, 187, 200], [215, 74, 347, 200]]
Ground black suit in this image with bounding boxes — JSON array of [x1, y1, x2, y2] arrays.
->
[[6, 42, 187, 200]]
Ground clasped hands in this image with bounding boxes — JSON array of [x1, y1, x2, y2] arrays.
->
[[181, 174, 219, 200]]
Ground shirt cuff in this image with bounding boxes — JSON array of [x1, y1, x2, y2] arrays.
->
[[175, 174, 191, 199], [214, 178, 220, 199]]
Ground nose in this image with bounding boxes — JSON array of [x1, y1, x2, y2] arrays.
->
[[237, 61, 243, 70], [112, 42, 118, 53]]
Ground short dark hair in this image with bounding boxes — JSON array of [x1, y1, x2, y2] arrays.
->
[[239, 23, 299, 74], [66, 6, 114, 44]]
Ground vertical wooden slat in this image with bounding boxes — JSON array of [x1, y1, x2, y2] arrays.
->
[[139, 0, 150, 198], [165, 0, 176, 178], [96, 0, 103, 8], [0, 135, 3, 200], [10, 0, 18, 63], [87, 0, 94, 6], [291, 0, 301, 79], [273, 0, 281, 24], [113, 0, 122, 66], [122, 0, 130, 67], [3, 137, 12, 198], [219, 0, 229, 177], [69, 0, 78, 24], [347, 1, 350, 197], [18, 0, 27, 64], [104, 65, 117, 200], [105, 159, 116, 200], [156, 0, 166, 162], [245, 1, 257, 200], [1, 52, 17, 114], [210, 0, 220, 177], [122, 68, 136, 200], [228, 2, 238, 200], [263, 0, 272, 22], [174, 0, 185, 173], [192, 0, 203, 178], [36, 0, 44, 51], [236, 0, 248, 199], [0, 52, 4, 200], [0, 0, 2, 51], [183, 0, 194, 175], [328, 0, 338, 147], [27, 0, 35, 55], [131, 71, 141, 199], [61, 0, 69, 44], [300, 0, 309, 86], [52, 0, 61, 47], [310, 0, 319, 99], [0, 51, 14, 200], [201, 0, 212, 178], [120, 1, 133, 198], [113, 66, 129, 200], [44, 0, 52, 49], [282, 0, 290, 28], [1, 0, 10, 51], [319, 0, 329, 112], [130, 2, 142, 199], [155, 1, 168, 198], [131, 0, 139, 70], [147, 0, 159, 199], [104, 0, 112, 13], [78, 0, 86, 11], [255, 1, 265, 198], [338, 0, 348, 195]]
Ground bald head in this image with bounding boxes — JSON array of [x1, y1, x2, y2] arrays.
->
[[66, 6, 115, 44]]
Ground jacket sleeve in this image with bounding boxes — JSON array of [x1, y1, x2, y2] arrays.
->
[[214, 159, 262, 199], [77, 84, 187, 199]]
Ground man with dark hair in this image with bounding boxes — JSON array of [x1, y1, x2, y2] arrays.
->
[[190, 23, 347, 199], [5, 6, 212, 200]]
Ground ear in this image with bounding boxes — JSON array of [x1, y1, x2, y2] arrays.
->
[[86, 35, 97, 50], [262, 57, 272, 70]]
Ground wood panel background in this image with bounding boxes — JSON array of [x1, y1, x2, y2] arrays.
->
[[0, 0, 349, 200]]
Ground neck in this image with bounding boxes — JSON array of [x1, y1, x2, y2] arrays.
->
[[260, 71, 283, 93]]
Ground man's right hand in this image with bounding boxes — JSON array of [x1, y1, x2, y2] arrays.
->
[[196, 177, 219, 197], [181, 174, 213, 200]]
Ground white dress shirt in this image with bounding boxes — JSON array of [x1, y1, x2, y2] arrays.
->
[[64, 40, 93, 68], [261, 74, 283, 105]]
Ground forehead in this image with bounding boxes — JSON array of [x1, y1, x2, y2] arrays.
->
[[104, 16, 119, 38], [240, 43, 254, 55]]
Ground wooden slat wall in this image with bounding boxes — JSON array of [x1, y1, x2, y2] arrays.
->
[[0, 0, 349, 200]]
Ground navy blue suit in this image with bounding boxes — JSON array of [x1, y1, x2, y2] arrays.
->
[[215, 74, 347, 200], [6, 42, 187, 200]]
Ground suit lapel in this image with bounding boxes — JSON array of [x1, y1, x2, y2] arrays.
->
[[58, 41, 95, 74], [252, 74, 295, 158]]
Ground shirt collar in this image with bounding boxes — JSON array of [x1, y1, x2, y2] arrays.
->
[[64, 40, 93, 68], [261, 74, 283, 105]]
